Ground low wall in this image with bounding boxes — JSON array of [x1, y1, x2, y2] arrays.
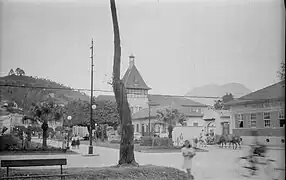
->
[[233, 128, 285, 137], [240, 136, 285, 146], [172, 126, 203, 146]]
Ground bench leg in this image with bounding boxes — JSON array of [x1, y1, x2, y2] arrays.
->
[[6, 167, 9, 177], [61, 165, 64, 180]]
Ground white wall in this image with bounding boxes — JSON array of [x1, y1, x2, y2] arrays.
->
[[173, 126, 203, 143], [185, 117, 205, 127]]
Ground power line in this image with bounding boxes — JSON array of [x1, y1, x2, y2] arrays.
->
[[0, 84, 223, 99]]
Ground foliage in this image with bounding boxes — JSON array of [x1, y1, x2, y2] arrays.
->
[[0, 166, 189, 180], [214, 93, 234, 110], [140, 136, 173, 147], [0, 75, 90, 109], [64, 99, 119, 135], [277, 60, 285, 81], [30, 101, 64, 125], [156, 108, 186, 139], [8, 69, 15, 76], [29, 101, 65, 147], [15, 68, 26, 76]]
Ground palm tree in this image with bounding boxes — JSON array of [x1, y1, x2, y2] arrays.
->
[[110, 0, 138, 166], [157, 108, 186, 139]]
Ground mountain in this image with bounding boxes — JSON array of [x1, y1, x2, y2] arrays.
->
[[0, 75, 90, 111], [185, 83, 252, 106]]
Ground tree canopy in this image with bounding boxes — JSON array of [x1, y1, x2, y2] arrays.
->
[[156, 107, 186, 139], [277, 60, 285, 81], [64, 99, 119, 129], [213, 93, 234, 110]]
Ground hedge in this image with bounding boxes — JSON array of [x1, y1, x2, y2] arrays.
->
[[140, 136, 173, 147]]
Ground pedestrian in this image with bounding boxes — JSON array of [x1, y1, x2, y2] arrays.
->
[[71, 135, 76, 149], [62, 136, 67, 152], [75, 134, 80, 149], [182, 140, 196, 180]]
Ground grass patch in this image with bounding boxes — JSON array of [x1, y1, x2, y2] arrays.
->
[[0, 165, 188, 180]]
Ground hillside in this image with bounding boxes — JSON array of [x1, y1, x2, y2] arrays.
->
[[0, 75, 90, 111], [185, 83, 252, 106]]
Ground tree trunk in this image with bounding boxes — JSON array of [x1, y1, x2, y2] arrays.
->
[[42, 121, 48, 148], [168, 125, 173, 139], [110, 0, 137, 166]]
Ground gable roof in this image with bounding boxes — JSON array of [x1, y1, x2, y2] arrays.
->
[[148, 94, 206, 107], [96, 94, 207, 107], [121, 64, 151, 90], [225, 81, 285, 106]]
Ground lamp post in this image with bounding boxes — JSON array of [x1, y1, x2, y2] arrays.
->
[[67, 116, 72, 149], [88, 104, 96, 154]]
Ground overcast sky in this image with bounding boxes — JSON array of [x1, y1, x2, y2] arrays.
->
[[0, 0, 284, 97]]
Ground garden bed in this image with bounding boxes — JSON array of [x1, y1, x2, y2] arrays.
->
[[0, 165, 188, 180], [0, 135, 76, 155]]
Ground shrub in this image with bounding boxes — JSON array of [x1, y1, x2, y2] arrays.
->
[[140, 136, 173, 147], [0, 135, 19, 151], [110, 139, 121, 144]]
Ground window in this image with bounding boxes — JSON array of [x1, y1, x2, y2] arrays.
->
[[235, 114, 244, 128], [250, 113, 256, 128], [130, 107, 134, 114], [279, 110, 285, 127], [263, 112, 271, 128], [193, 122, 198, 126], [136, 124, 139, 132]]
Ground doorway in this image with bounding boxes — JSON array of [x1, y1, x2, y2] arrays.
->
[[221, 122, 230, 135]]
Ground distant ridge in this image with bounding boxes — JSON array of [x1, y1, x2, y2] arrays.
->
[[185, 82, 252, 106]]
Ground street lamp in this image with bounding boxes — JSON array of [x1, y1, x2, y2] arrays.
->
[[67, 116, 72, 149], [88, 104, 96, 155]]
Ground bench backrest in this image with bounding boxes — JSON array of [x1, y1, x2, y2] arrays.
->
[[1, 158, 67, 167]]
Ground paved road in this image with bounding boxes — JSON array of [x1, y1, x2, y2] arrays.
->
[[1, 138, 284, 180]]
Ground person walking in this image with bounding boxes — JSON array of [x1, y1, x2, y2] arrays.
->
[[71, 135, 76, 149], [62, 136, 67, 152], [182, 140, 196, 180], [75, 134, 80, 149]]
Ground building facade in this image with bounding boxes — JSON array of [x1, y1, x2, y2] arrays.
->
[[97, 55, 208, 138], [226, 81, 285, 146], [203, 107, 231, 136]]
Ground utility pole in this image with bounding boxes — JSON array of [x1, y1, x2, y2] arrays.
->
[[148, 103, 151, 136], [88, 39, 94, 155]]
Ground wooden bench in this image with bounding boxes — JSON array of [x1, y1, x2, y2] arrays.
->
[[1, 158, 68, 180]]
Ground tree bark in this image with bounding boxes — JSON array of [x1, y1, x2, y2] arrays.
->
[[110, 0, 137, 166], [41, 121, 48, 148], [168, 125, 173, 139]]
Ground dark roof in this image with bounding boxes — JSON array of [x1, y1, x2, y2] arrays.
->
[[121, 64, 151, 90], [148, 94, 206, 107], [225, 81, 285, 106], [132, 104, 203, 120], [96, 94, 207, 107]]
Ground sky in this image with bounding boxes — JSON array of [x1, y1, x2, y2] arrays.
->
[[0, 0, 284, 97]]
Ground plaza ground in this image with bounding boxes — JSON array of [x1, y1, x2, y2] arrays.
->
[[0, 138, 284, 180]]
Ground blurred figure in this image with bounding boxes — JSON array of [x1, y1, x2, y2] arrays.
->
[[182, 140, 196, 180], [75, 134, 80, 149], [249, 130, 267, 175]]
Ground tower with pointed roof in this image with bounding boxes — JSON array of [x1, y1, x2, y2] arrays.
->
[[122, 55, 151, 114]]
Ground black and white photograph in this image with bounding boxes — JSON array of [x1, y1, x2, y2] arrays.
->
[[0, 0, 285, 179]]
